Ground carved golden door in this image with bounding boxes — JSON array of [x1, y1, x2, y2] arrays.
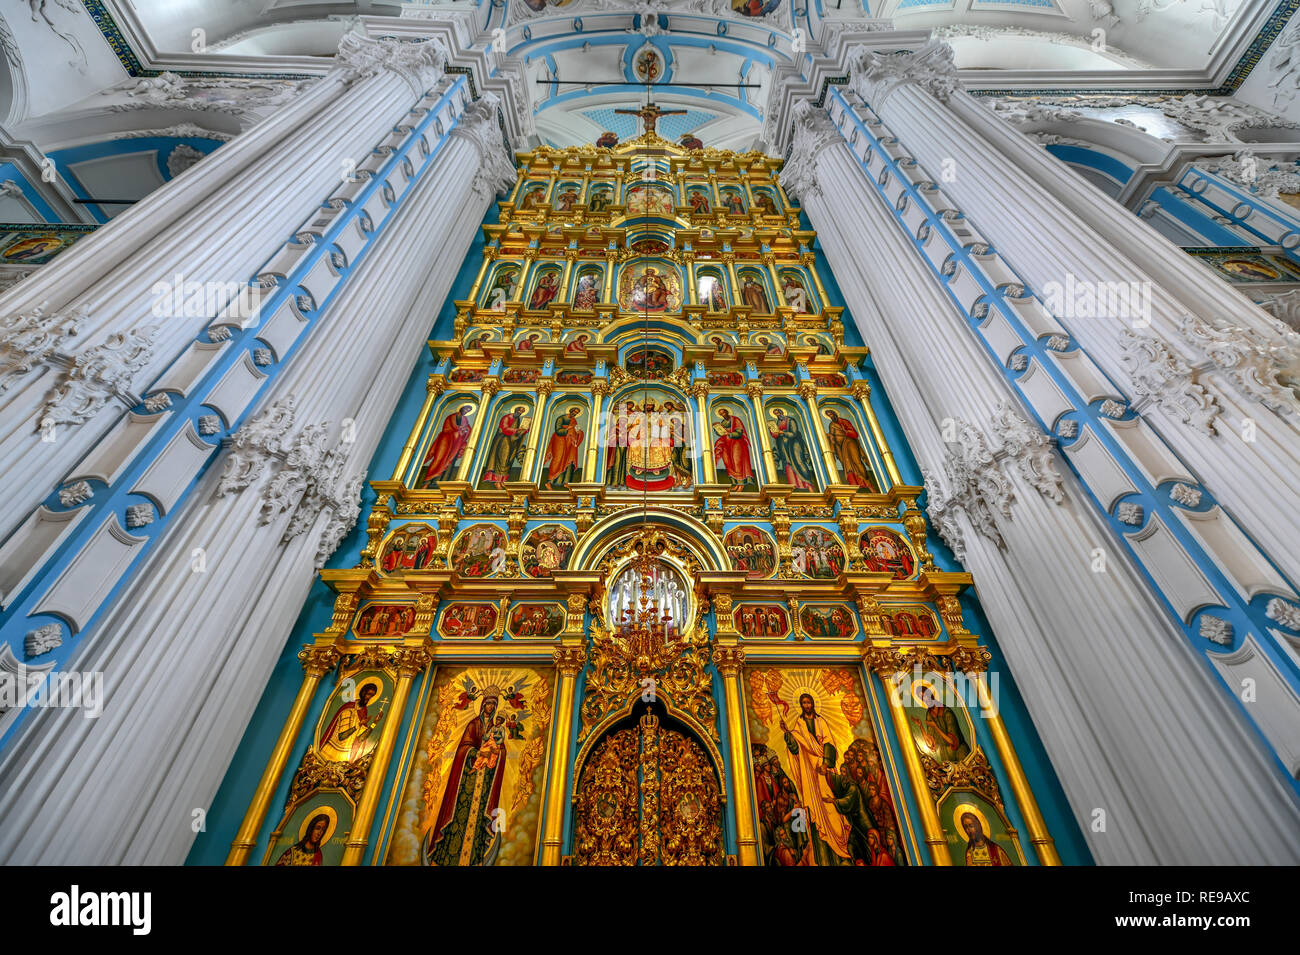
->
[[572, 712, 723, 866]]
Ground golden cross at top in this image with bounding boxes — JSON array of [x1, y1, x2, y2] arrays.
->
[[613, 101, 688, 137]]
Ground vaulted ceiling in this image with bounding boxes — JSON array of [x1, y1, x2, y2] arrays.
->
[[0, 0, 1291, 154]]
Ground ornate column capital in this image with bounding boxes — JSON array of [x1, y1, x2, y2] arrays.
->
[[848, 38, 962, 111], [451, 92, 517, 200], [392, 646, 433, 678], [553, 645, 588, 676], [298, 644, 342, 677], [335, 32, 450, 95], [777, 100, 841, 202], [712, 645, 745, 676]]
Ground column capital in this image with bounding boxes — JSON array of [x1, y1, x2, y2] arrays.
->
[[553, 644, 588, 675], [335, 32, 450, 96], [451, 92, 517, 200], [298, 644, 342, 677], [848, 38, 962, 111], [778, 100, 841, 203], [712, 645, 745, 676]]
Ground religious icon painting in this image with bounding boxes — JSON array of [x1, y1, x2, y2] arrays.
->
[[557, 369, 594, 385], [354, 603, 416, 637], [539, 403, 587, 489], [789, 526, 845, 579], [732, 603, 789, 638], [513, 328, 546, 352], [0, 231, 70, 265], [859, 527, 917, 580], [711, 403, 761, 491], [419, 400, 476, 487], [760, 371, 795, 387], [624, 344, 675, 380], [386, 666, 553, 866], [778, 268, 817, 313], [520, 525, 576, 578], [766, 400, 820, 492], [604, 387, 694, 492], [751, 331, 786, 357], [707, 371, 743, 388], [745, 666, 910, 866], [901, 674, 976, 765], [477, 399, 534, 489], [707, 332, 737, 358], [437, 602, 500, 639], [696, 267, 728, 312], [799, 332, 834, 356], [751, 186, 782, 216], [571, 266, 603, 310], [814, 373, 847, 388], [798, 603, 859, 640], [732, 0, 782, 16], [265, 791, 354, 866], [942, 790, 1024, 867], [481, 264, 520, 310], [449, 523, 509, 578], [723, 526, 777, 578], [624, 182, 676, 217], [526, 265, 563, 310], [378, 523, 437, 573], [447, 368, 485, 384], [586, 181, 614, 211], [552, 181, 583, 212], [685, 184, 712, 215], [517, 180, 550, 210], [506, 602, 566, 638], [820, 402, 881, 491], [881, 605, 941, 640], [633, 45, 663, 84], [314, 670, 395, 765], [503, 368, 540, 384], [618, 260, 682, 312], [717, 185, 746, 215], [736, 267, 773, 313]]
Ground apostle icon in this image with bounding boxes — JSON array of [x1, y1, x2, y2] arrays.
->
[[542, 406, 585, 489], [521, 185, 547, 209], [588, 186, 613, 211], [711, 335, 736, 357], [754, 191, 779, 215], [823, 408, 879, 491], [319, 678, 388, 764], [680, 133, 704, 151], [422, 403, 474, 485], [740, 273, 771, 313], [781, 272, 810, 313], [274, 811, 334, 866], [768, 407, 817, 491], [554, 186, 581, 211], [688, 189, 711, 214], [484, 267, 518, 310], [712, 408, 758, 490], [529, 271, 561, 310], [516, 331, 541, 351], [479, 405, 531, 488]]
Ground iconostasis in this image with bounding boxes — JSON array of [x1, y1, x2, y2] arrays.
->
[[218, 121, 1083, 868]]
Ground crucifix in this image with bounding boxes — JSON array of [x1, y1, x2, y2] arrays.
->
[[614, 101, 687, 138]]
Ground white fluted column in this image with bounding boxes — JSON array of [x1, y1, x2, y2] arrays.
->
[[782, 103, 1300, 864], [852, 47, 1300, 587], [0, 76, 515, 865], [0, 34, 452, 547]]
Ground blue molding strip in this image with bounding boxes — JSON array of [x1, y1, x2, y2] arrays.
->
[[0, 76, 471, 750], [830, 85, 1300, 794]]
